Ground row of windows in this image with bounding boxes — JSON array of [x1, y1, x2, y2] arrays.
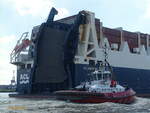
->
[[20, 64, 31, 69]]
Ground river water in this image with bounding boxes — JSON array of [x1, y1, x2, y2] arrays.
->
[[0, 93, 150, 113]]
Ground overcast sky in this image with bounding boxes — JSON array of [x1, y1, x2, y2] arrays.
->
[[0, 0, 150, 84]]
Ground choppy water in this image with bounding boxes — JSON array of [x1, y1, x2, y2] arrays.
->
[[0, 93, 150, 113]]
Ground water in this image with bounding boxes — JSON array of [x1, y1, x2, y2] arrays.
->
[[0, 93, 150, 113]]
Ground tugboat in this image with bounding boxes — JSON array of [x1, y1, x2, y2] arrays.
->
[[54, 44, 136, 104]]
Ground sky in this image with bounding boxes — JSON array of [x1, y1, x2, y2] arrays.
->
[[0, 0, 150, 84]]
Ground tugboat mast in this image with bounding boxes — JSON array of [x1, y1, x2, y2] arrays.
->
[[103, 43, 108, 69]]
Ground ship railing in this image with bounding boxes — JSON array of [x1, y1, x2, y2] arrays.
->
[[10, 53, 30, 64]]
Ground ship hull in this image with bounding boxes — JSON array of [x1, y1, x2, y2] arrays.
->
[[14, 62, 150, 97], [54, 89, 136, 104], [71, 96, 135, 104]]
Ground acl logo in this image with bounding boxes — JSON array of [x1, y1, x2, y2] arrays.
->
[[19, 74, 29, 84]]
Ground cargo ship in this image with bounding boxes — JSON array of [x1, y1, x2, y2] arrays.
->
[[10, 8, 150, 97]]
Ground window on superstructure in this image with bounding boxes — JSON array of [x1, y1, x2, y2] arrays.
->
[[20, 65, 25, 69], [27, 64, 31, 69]]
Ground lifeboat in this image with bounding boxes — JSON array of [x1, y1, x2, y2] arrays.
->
[[54, 45, 136, 104]]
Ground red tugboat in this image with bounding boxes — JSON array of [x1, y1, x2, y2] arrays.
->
[[54, 44, 136, 104]]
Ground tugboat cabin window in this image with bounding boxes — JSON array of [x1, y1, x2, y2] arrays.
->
[[103, 72, 111, 80], [91, 74, 97, 81], [97, 73, 102, 80]]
